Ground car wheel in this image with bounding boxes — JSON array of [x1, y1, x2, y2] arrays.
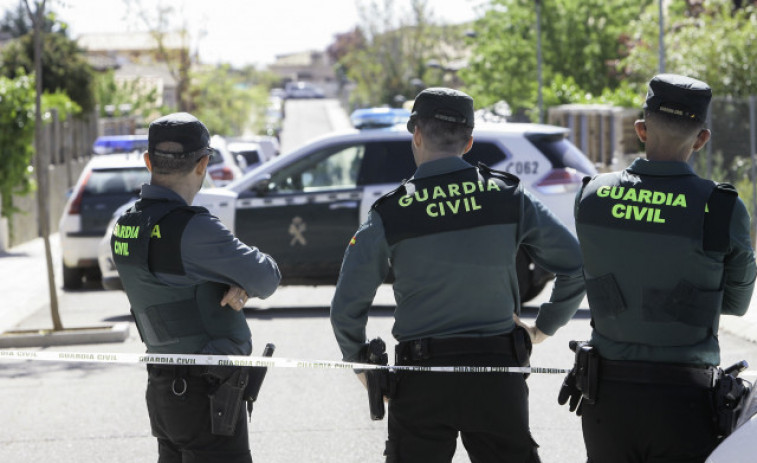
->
[[62, 264, 83, 290]]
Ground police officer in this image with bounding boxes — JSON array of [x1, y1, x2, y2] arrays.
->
[[330, 88, 586, 463], [569, 74, 756, 462], [111, 112, 281, 463]]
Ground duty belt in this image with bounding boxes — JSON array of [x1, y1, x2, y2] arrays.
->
[[395, 334, 516, 364], [599, 359, 718, 389], [146, 363, 208, 377]]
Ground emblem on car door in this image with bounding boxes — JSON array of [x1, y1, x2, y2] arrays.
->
[[289, 216, 307, 246]]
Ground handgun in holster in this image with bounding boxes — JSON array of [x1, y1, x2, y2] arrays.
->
[[713, 360, 751, 437], [571, 340, 599, 404], [206, 365, 248, 436], [362, 337, 395, 421], [244, 343, 275, 421], [206, 343, 275, 436]]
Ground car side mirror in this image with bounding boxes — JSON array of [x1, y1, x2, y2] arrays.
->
[[252, 174, 272, 193]]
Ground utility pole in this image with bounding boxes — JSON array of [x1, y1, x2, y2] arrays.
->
[[535, 0, 544, 123], [25, 0, 63, 331], [658, 0, 665, 73]]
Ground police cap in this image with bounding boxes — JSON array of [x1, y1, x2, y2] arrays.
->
[[148, 112, 211, 157], [643, 74, 712, 123], [407, 87, 475, 133]]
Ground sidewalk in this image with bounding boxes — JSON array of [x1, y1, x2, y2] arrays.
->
[[0, 234, 64, 333], [3, 234, 757, 343]]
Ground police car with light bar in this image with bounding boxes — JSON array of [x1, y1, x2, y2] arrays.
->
[[99, 123, 596, 301]]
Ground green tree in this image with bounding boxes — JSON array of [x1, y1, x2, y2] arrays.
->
[[189, 64, 267, 136], [460, 0, 652, 118], [0, 0, 58, 36], [125, 0, 193, 112], [0, 72, 35, 220], [339, 0, 468, 107], [0, 26, 95, 114], [621, 0, 757, 97], [93, 69, 161, 119]]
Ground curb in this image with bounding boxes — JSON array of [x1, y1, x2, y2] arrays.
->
[[0, 322, 130, 348]]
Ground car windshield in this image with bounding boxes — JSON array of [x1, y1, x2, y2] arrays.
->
[[526, 133, 597, 174], [83, 167, 149, 195], [269, 144, 364, 193]]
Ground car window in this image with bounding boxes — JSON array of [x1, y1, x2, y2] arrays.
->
[[83, 168, 149, 195], [237, 150, 261, 166], [463, 141, 509, 168], [208, 147, 224, 166], [358, 141, 416, 185], [526, 133, 596, 174], [269, 144, 365, 193]]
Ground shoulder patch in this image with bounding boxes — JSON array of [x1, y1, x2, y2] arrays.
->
[[371, 180, 409, 210], [477, 162, 520, 184], [715, 182, 738, 196]]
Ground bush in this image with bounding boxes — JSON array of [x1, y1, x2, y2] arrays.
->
[[0, 73, 35, 219]]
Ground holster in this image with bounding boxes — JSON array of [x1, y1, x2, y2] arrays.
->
[[712, 369, 751, 437], [572, 341, 599, 404], [243, 343, 275, 419], [362, 338, 396, 421], [366, 369, 396, 420], [206, 366, 249, 436]]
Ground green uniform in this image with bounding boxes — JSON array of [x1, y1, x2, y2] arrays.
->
[[331, 156, 585, 362], [112, 184, 280, 354], [575, 158, 756, 366]]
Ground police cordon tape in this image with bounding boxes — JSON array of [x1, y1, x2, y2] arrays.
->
[[0, 349, 570, 374]]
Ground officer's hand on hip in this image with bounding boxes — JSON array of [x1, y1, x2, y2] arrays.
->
[[513, 314, 549, 344], [221, 285, 248, 311]]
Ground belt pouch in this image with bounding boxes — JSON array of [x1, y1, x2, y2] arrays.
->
[[208, 368, 246, 436]]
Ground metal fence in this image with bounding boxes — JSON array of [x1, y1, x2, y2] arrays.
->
[[549, 98, 757, 244], [0, 110, 97, 250]]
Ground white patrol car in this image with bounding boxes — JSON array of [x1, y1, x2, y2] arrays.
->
[[99, 123, 596, 301]]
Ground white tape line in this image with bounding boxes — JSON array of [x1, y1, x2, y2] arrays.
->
[[0, 350, 570, 374]]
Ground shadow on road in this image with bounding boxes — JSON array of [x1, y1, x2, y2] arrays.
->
[[0, 352, 133, 379], [518, 305, 592, 320], [243, 305, 395, 319], [102, 305, 396, 324], [103, 305, 590, 324]]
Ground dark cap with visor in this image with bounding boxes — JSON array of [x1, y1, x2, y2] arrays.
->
[[407, 87, 475, 133], [643, 74, 712, 123], [148, 112, 211, 157]]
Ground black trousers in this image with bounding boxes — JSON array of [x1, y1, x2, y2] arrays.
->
[[386, 352, 541, 463], [145, 366, 252, 463], [581, 379, 719, 463]]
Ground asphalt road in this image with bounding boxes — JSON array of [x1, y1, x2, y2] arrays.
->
[[3, 281, 757, 463]]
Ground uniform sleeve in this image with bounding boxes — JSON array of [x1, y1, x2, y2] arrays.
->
[[330, 210, 391, 362], [178, 213, 281, 299], [721, 198, 756, 316], [520, 189, 586, 335]]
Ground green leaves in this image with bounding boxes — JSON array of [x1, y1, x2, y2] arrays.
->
[[0, 73, 35, 218], [461, 0, 652, 119], [621, 0, 757, 97]]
